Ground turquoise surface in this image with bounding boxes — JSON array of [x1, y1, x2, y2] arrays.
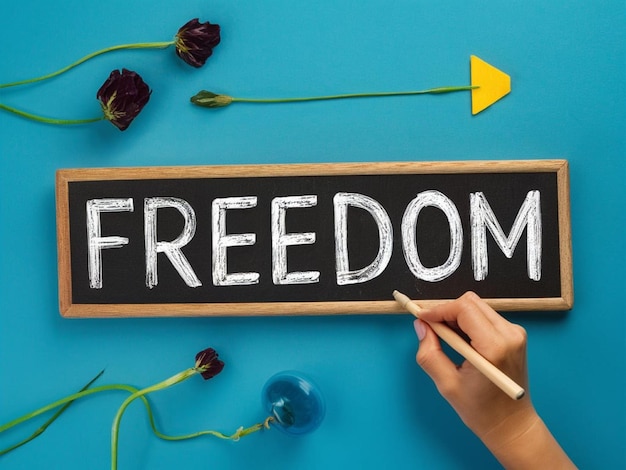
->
[[1, 1, 624, 468]]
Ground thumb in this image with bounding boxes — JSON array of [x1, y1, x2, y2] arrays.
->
[[414, 319, 458, 390]]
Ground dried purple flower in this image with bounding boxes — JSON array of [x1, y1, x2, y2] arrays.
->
[[96, 69, 151, 131], [174, 18, 221, 68], [195, 347, 225, 380]]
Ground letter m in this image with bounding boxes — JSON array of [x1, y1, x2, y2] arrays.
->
[[470, 191, 542, 281]]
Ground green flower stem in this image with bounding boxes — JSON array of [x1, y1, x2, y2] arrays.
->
[[0, 370, 104, 456], [232, 85, 479, 104], [153, 416, 274, 442], [191, 85, 479, 109], [111, 367, 200, 470], [0, 102, 104, 126], [0, 383, 143, 434], [1, 368, 272, 463], [0, 41, 174, 89]]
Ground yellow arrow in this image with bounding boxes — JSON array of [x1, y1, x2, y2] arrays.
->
[[470, 55, 511, 115]]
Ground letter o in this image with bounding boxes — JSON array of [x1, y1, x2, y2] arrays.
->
[[401, 190, 463, 282]]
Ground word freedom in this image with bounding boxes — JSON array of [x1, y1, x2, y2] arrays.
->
[[86, 190, 542, 290]]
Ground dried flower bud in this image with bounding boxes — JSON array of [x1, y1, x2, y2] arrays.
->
[[96, 69, 151, 131], [175, 18, 221, 68], [195, 347, 225, 380], [190, 90, 234, 108]]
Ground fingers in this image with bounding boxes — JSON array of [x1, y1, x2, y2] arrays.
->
[[414, 319, 460, 397], [419, 292, 500, 345], [417, 292, 528, 367]]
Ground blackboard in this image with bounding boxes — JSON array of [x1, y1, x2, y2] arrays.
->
[[55, 160, 573, 317]]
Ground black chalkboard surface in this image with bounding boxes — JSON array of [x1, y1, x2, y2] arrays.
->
[[56, 160, 573, 317]]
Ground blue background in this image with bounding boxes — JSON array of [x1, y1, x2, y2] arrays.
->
[[1, 1, 624, 469]]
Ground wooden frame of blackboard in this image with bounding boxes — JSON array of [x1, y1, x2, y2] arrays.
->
[[56, 160, 573, 317]]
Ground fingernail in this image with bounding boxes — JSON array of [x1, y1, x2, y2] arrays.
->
[[414, 319, 426, 341]]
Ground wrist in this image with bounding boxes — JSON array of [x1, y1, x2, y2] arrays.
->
[[478, 403, 538, 449], [480, 408, 575, 469]]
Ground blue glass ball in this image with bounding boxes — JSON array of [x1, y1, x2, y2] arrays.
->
[[261, 371, 326, 436]]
